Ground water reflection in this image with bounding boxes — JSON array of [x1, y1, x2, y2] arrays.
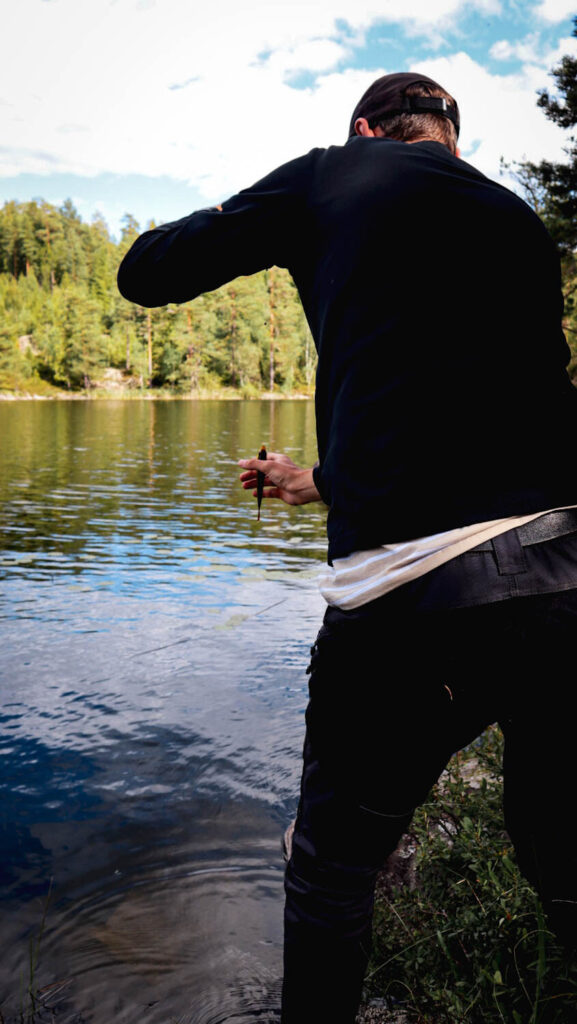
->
[[0, 400, 326, 1023]]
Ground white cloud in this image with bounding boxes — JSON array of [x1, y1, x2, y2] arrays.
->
[[0, 0, 574, 211], [490, 39, 515, 59], [265, 39, 350, 78], [0, 0, 467, 191], [490, 31, 577, 65], [490, 33, 543, 62], [539, 31, 577, 66], [535, 0, 577, 23]]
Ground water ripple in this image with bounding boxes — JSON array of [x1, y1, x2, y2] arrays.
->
[[0, 400, 325, 1023]]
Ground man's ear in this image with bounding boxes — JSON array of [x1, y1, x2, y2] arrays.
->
[[354, 117, 376, 137]]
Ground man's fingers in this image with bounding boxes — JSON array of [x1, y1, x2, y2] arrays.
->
[[238, 453, 310, 507], [250, 487, 282, 500], [239, 461, 285, 489], [238, 457, 277, 472], [241, 473, 275, 489]]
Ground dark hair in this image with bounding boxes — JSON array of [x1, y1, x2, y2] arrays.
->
[[371, 82, 458, 154]]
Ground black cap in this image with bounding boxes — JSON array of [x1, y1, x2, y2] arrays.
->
[[348, 71, 460, 139]]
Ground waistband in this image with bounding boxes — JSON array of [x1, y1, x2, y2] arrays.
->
[[324, 509, 577, 619], [472, 509, 577, 552]]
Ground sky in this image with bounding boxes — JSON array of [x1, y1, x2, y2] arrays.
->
[[1, 0, 576, 239]]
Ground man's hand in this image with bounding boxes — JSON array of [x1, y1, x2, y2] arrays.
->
[[238, 452, 321, 506]]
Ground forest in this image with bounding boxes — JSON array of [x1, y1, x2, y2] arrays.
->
[[0, 206, 316, 397], [1, 28, 576, 397]]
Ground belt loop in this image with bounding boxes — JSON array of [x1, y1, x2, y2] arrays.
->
[[491, 529, 528, 576]]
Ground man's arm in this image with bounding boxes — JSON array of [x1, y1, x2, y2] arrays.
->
[[117, 151, 315, 308], [238, 452, 322, 506]]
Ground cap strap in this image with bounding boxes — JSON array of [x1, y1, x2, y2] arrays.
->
[[373, 96, 460, 134]]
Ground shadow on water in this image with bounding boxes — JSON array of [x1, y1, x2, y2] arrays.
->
[[0, 400, 327, 1023]]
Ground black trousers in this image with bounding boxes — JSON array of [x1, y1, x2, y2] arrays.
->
[[282, 525, 577, 1024]]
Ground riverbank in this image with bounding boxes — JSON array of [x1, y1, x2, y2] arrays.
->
[[0, 364, 315, 400], [0, 388, 314, 401]]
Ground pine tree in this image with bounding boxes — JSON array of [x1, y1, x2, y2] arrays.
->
[[514, 19, 577, 377], [518, 18, 577, 254]]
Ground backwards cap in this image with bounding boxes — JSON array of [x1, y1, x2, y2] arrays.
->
[[348, 71, 460, 140]]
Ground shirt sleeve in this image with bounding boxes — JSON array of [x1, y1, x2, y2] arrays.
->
[[117, 150, 315, 307]]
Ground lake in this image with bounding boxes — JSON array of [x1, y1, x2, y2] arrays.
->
[[0, 399, 327, 1024]]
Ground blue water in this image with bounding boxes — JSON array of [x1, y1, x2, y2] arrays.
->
[[0, 399, 327, 1023]]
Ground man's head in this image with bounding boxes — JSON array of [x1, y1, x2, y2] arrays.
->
[[348, 72, 459, 154]]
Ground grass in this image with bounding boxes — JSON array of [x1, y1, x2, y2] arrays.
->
[[365, 727, 577, 1023], [0, 880, 70, 1024]]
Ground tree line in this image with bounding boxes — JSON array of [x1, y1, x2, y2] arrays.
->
[[1, 24, 576, 395], [0, 205, 316, 395]]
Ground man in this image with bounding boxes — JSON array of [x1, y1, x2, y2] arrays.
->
[[118, 72, 577, 1023]]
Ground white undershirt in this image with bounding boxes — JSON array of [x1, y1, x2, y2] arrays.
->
[[318, 507, 577, 611]]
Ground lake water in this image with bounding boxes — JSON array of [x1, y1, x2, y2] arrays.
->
[[0, 399, 327, 1024]]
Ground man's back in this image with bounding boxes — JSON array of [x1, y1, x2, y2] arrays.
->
[[285, 138, 576, 557]]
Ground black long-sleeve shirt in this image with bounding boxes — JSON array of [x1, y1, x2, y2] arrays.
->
[[118, 137, 577, 561]]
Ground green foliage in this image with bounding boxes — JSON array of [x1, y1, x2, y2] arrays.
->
[[367, 727, 577, 1023], [511, 18, 577, 254], [511, 18, 577, 380], [0, 199, 316, 395]]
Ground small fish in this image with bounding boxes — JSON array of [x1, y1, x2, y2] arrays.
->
[[257, 445, 267, 521]]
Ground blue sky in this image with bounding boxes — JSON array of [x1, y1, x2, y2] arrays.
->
[[1, 0, 576, 239]]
